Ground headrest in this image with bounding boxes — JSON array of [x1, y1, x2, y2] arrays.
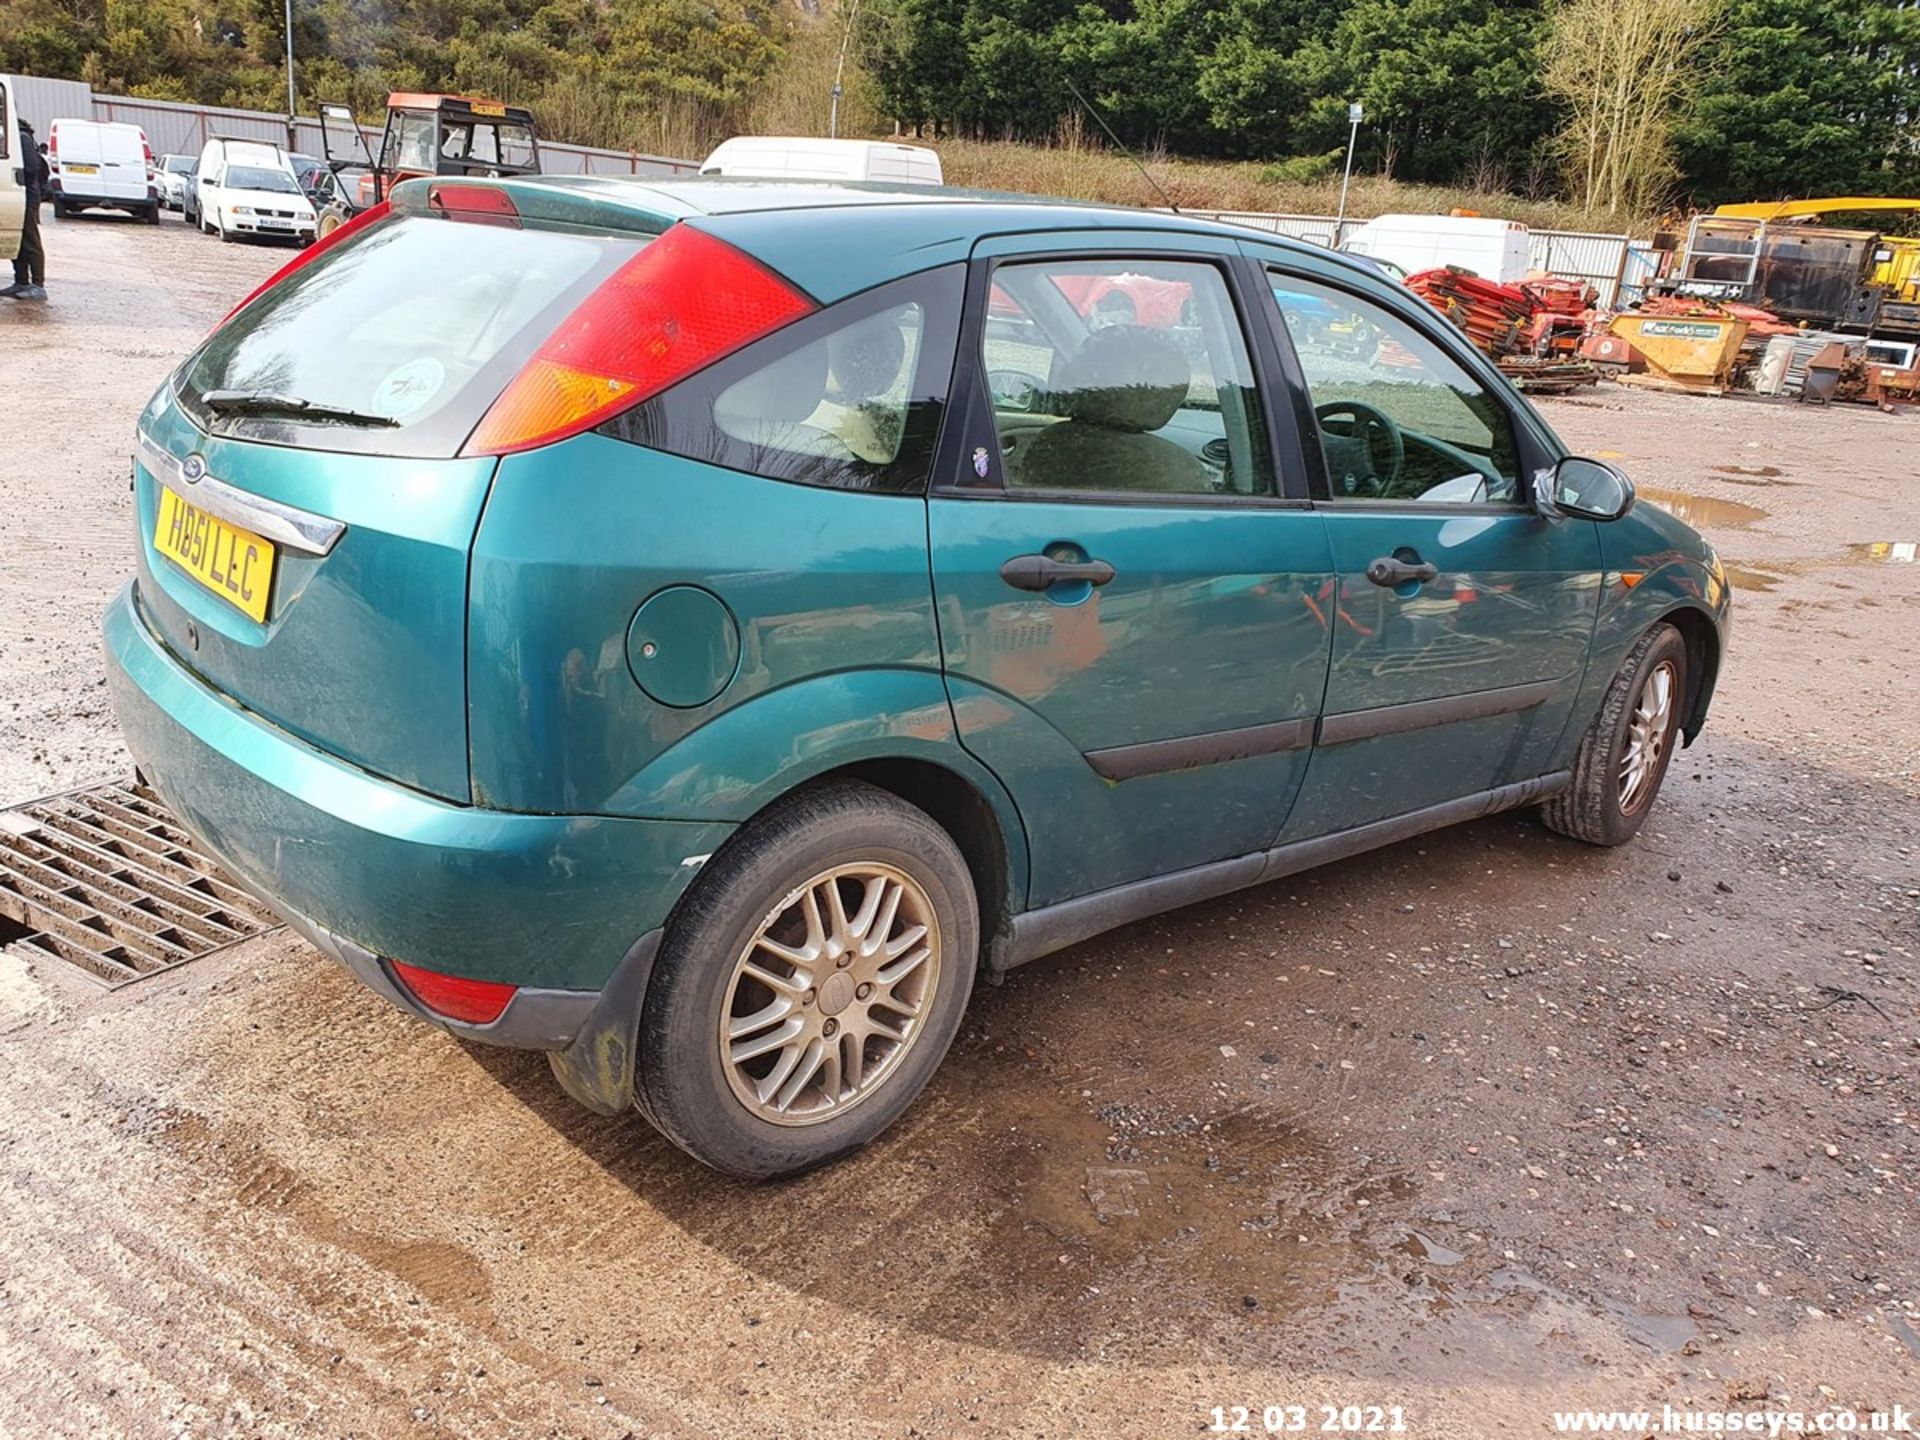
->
[[1052, 325, 1192, 432], [827, 312, 908, 405]]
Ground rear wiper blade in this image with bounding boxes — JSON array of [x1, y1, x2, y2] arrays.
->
[[202, 389, 399, 428]]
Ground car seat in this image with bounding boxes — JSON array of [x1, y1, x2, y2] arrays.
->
[[1014, 326, 1211, 494]]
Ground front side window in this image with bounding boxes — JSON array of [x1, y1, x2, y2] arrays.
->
[[984, 258, 1271, 498], [1268, 272, 1522, 504], [603, 265, 963, 495]]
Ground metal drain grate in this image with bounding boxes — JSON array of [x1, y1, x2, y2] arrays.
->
[[0, 781, 282, 986]]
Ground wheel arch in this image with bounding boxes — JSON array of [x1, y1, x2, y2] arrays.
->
[[773, 756, 1021, 978], [1655, 602, 1721, 744]]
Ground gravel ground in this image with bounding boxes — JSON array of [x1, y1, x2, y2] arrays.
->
[[0, 211, 1915, 1439]]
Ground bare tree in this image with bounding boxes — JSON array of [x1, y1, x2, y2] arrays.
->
[[1543, 0, 1723, 219]]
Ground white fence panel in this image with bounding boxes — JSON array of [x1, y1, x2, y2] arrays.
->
[[1178, 209, 1358, 248], [1527, 229, 1631, 306], [3, 73, 94, 137]]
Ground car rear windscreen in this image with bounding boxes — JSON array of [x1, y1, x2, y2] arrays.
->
[[176, 214, 642, 458]]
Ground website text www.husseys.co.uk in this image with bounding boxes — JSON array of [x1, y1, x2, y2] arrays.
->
[[1551, 1405, 1914, 1435]]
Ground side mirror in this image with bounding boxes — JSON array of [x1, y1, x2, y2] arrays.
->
[[1532, 457, 1635, 522]]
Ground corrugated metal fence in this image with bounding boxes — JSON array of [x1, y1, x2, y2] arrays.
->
[[1180, 209, 1361, 250], [1183, 208, 1639, 307], [1523, 228, 1633, 307], [4, 72, 699, 179]]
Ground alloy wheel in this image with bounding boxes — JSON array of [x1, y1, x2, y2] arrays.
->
[[719, 862, 941, 1127], [1619, 659, 1676, 814]]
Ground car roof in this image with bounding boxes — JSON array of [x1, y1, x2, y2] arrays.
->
[[513, 176, 1343, 301]]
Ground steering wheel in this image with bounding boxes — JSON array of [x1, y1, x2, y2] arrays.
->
[[987, 368, 1045, 414], [1314, 400, 1405, 497]]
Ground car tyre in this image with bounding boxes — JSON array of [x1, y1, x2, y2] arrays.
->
[[1542, 622, 1687, 847], [635, 780, 978, 1179], [52, 197, 69, 220]]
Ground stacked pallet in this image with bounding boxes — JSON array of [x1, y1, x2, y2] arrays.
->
[[1405, 266, 1600, 389], [1404, 268, 1537, 355]]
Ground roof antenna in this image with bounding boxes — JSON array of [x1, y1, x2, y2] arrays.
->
[[1062, 75, 1179, 215]]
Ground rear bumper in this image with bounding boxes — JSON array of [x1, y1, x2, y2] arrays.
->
[[102, 581, 733, 1044]]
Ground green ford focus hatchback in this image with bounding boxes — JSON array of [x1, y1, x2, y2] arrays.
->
[[104, 177, 1731, 1177]]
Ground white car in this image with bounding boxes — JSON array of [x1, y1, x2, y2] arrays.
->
[[156, 155, 195, 211], [199, 157, 317, 246]]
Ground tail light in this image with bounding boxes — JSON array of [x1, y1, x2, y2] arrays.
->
[[390, 959, 518, 1025], [215, 200, 392, 329], [463, 223, 816, 457]]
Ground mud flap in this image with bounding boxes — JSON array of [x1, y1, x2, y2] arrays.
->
[[545, 929, 661, 1117]]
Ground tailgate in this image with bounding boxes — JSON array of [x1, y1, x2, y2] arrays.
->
[[133, 401, 493, 802]]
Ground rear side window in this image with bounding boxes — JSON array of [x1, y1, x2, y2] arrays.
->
[[176, 214, 636, 457], [603, 265, 964, 494]]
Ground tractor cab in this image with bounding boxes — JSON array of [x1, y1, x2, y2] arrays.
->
[[316, 93, 540, 233]]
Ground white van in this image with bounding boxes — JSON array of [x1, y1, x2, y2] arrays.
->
[[193, 139, 316, 246], [0, 76, 24, 261], [185, 137, 283, 229], [1342, 213, 1532, 284], [698, 136, 944, 186], [48, 118, 158, 222]]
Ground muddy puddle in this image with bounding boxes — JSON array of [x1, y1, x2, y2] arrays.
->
[[1725, 565, 1784, 594], [1638, 488, 1769, 529]]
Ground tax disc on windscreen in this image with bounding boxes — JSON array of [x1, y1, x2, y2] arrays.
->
[[371, 357, 447, 419]]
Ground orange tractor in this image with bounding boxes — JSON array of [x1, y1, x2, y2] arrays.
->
[[314, 92, 541, 235]]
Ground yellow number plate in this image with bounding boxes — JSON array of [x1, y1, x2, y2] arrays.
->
[[154, 488, 277, 623], [66, 163, 99, 175]]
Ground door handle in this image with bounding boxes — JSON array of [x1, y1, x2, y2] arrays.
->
[[1000, 553, 1117, 592], [1365, 555, 1439, 588]]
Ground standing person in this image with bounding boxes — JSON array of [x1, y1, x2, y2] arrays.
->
[[3, 119, 48, 301]]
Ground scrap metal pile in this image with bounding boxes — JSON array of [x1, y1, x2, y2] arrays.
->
[[1406, 264, 1920, 409], [1403, 267, 1603, 393]]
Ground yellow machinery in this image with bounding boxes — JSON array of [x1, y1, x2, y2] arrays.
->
[[1608, 313, 1749, 394], [1710, 197, 1920, 302]]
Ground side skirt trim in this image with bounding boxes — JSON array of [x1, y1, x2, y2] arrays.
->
[[999, 771, 1571, 971]]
